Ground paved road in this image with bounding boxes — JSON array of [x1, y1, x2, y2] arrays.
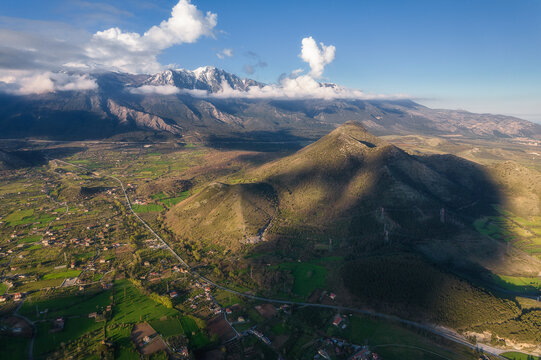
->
[[54, 158, 533, 359]]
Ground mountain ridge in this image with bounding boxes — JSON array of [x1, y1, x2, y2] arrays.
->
[[1, 67, 540, 141], [167, 121, 499, 251]]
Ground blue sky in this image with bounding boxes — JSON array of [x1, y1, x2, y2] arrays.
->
[[1, 0, 540, 121]]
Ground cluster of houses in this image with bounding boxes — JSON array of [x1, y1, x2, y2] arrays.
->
[[0, 292, 24, 302], [178, 282, 221, 315]]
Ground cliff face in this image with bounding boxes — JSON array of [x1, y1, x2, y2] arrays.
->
[[107, 99, 182, 134]]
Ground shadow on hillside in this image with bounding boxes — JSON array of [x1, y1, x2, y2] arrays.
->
[[0, 146, 85, 169], [239, 146, 540, 321]]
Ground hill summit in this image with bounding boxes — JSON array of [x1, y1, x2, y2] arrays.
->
[[167, 122, 496, 251]]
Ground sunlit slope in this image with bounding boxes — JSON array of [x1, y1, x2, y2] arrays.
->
[[167, 182, 277, 250], [168, 121, 497, 249]]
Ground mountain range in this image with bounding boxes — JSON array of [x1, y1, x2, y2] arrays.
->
[[1, 67, 540, 141]]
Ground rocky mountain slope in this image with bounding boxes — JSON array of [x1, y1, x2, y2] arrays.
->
[[1, 67, 540, 141]]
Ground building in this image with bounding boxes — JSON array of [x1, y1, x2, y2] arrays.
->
[[50, 317, 65, 333], [332, 315, 342, 327]]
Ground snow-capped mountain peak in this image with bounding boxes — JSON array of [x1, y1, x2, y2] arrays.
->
[[143, 67, 262, 93]]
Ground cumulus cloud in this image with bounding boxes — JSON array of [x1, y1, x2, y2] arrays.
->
[[0, 70, 97, 95], [216, 48, 233, 59], [128, 36, 404, 101], [86, 0, 217, 73], [210, 75, 405, 100], [0, 1, 218, 94], [131, 73, 404, 101], [300, 36, 335, 78]]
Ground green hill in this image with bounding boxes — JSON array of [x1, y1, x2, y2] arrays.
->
[[167, 182, 277, 250], [168, 121, 498, 251]]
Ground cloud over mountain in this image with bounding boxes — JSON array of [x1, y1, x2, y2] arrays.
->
[[0, 3, 398, 100], [85, 0, 217, 74], [300, 36, 336, 78], [0, 70, 97, 95], [0, 0, 216, 93]]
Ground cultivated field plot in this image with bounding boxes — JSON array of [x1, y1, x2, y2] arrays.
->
[[474, 207, 541, 259]]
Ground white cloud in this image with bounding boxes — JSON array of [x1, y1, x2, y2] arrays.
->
[[86, 0, 217, 73], [216, 48, 233, 59], [0, 0, 218, 94], [0, 70, 97, 95], [128, 36, 404, 101], [300, 36, 335, 78], [130, 84, 180, 95], [210, 74, 405, 100], [52, 73, 98, 91], [129, 84, 211, 97], [127, 73, 404, 101]]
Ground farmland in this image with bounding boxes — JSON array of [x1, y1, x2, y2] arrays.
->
[[0, 133, 540, 359]]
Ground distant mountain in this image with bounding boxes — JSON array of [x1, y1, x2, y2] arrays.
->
[[1, 67, 540, 141], [142, 66, 263, 93]]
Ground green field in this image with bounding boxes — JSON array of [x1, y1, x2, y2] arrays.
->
[[502, 352, 540, 360], [34, 317, 102, 356], [4, 209, 34, 223], [161, 191, 191, 207], [132, 203, 164, 213], [42, 269, 82, 280], [149, 318, 184, 337], [493, 274, 541, 293], [17, 234, 42, 244], [0, 334, 29, 359], [75, 251, 96, 260], [0, 283, 8, 295], [213, 288, 243, 307], [16, 280, 210, 356], [474, 209, 541, 259], [151, 192, 168, 200], [327, 315, 476, 360], [276, 261, 327, 298], [111, 280, 178, 323], [19, 288, 112, 321], [179, 315, 210, 348], [5, 211, 56, 227], [15, 278, 65, 292]]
